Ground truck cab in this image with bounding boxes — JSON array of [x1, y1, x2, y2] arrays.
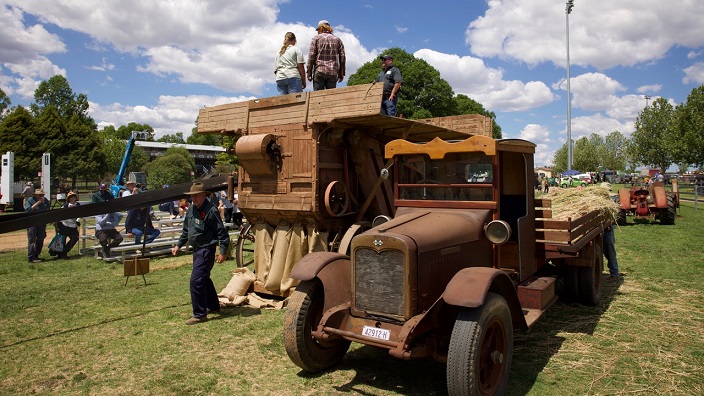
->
[[284, 135, 562, 395]]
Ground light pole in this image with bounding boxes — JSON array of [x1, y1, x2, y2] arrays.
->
[[644, 95, 651, 107], [566, 0, 574, 171]]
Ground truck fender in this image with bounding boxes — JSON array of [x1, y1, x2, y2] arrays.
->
[[290, 251, 351, 311], [443, 267, 527, 330], [290, 252, 349, 281]]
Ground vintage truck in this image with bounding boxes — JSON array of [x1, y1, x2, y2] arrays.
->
[[197, 83, 494, 297], [282, 134, 612, 395]]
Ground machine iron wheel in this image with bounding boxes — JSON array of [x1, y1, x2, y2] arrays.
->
[[235, 223, 255, 268], [283, 278, 351, 372], [446, 292, 513, 396], [324, 181, 351, 217]]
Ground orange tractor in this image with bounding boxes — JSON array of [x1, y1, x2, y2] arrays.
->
[[617, 181, 676, 225]]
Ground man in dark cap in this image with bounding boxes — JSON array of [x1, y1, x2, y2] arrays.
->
[[172, 182, 230, 325], [376, 54, 403, 116], [25, 189, 50, 263], [92, 182, 114, 203]]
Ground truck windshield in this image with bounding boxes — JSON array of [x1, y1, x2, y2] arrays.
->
[[397, 152, 493, 201]]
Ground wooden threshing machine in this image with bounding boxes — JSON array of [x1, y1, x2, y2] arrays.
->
[[197, 83, 493, 296]]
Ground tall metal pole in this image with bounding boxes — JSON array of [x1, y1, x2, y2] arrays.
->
[[566, 1, 574, 171], [644, 95, 651, 107]]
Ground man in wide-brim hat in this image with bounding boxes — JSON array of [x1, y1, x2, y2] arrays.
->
[[172, 182, 230, 325], [25, 188, 50, 263], [55, 191, 81, 259], [122, 179, 138, 198]]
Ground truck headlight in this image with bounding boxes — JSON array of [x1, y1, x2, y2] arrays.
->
[[484, 220, 511, 245]]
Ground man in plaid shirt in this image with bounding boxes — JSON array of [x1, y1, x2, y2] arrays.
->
[[307, 20, 346, 90]]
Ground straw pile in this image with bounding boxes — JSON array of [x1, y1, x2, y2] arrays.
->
[[542, 185, 619, 221]]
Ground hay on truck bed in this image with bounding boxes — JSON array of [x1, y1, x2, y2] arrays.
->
[[542, 186, 619, 222]]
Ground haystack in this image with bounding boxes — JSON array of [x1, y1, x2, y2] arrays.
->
[[542, 186, 619, 221]]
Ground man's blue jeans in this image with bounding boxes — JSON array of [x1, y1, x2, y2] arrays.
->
[[603, 227, 619, 277], [190, 245, 220, 318], [276, 77, 303, 95], [313, 72, 338, 90], [130, 227, 161, 245], [381, 96, 398, 117]]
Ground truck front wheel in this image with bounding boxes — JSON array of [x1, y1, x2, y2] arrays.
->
[[283, 278, 350, 372], [447, 292, 513, 396]]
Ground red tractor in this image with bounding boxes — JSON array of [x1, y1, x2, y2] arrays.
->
[[617, 181, 676, 225]]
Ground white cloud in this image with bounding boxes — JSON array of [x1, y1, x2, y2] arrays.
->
[[683, 62, 704, 85], [414, 49, 555, 112], [636, 84, 662, 94], [466, 0, 704, 69], [395, 25, 408, 34], [89, 94, 255, 138]]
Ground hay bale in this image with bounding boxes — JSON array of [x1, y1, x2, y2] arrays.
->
[[543, 185, 619, 221]]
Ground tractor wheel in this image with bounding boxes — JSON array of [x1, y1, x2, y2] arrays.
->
[[447, 293, 513, 396], [580, 182, 587, 187], [561, 183, 568, 189], [235, 223, 255, 268], [659, 194, 676, 225], [283, 278, 350, 373], [616, 209, 627, 226], [577, 240, 603, 306]]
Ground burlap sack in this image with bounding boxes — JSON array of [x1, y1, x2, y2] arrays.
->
[[218, 267, 256, 301]]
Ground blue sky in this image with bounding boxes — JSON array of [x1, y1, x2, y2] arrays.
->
[[1, 0, 703, 167]]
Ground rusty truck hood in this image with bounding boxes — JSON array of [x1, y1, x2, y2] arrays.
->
[[363, 208, 492, 253]]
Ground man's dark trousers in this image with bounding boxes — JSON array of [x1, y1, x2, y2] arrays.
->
[[190, 245, 220, 318]]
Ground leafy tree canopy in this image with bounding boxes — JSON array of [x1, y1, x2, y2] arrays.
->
[[31, 75, 95, 129], [0, 88, 10, 119], [348, 48, 501, 137], [0, 106, 40, 179], [144, 153, 195, 188], [158, 132, 185, 144], [630, 97, 675, 174]]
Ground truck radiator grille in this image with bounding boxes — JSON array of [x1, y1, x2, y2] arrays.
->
[[355, 248, 405, 316]]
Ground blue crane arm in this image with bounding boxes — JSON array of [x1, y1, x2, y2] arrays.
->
[[111, 133, 139, 197]]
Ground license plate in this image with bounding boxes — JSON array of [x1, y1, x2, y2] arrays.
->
[[362, 325, 390, 341]]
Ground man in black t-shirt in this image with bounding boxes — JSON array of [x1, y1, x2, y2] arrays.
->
[[375, 54, 402, 117]]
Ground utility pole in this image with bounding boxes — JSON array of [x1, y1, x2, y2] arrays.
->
[[566, 0, 574, 171], [644, 95, 651, 107]]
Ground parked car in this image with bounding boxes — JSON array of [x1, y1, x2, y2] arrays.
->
[[559, 177, 588, 188]]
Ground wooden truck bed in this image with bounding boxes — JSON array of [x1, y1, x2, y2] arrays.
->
[[534, 198, 613, 258]]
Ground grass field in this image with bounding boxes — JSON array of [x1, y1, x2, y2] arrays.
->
[[0, 203, 702, 395]]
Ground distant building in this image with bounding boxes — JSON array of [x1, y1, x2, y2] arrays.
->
[[534, 167, 554, 179], [135, 141, 226, 175]]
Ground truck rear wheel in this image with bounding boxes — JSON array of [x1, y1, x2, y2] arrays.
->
[[578, 241, 603, 306], [283, 278, 350, 372], [447, 292, 513, 396]]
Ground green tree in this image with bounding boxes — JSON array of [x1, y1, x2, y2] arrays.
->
[[187, 131, 222, 146], [144, 153, 195, 187], [601, 131, 628, 172], [630, 97, 675, 174], [31, 75, 95, 128], [0, 88, 10, 119], [347, 48, 456, 119], [158, 132, 186, 144], [674, 84, 704, 167], [0, 106, 41, 179], [162, 146, 196, 171], [573, 136, 599, 172], [114, 122, 154, 141], [552, 143, 568, 173]]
